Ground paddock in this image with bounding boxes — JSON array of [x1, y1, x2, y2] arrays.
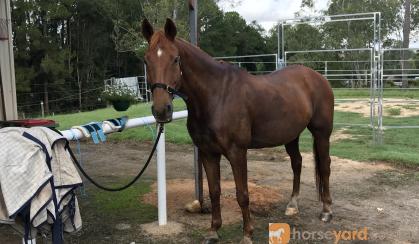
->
[[0, 94, 418, 243], [0, 135, 417, 243], [1, 1, 419, 243]]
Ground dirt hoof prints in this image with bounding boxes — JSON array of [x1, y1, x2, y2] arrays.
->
[[142, 179, 282, 228]]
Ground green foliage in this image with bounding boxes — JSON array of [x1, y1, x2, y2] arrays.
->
[[12, 0, 419, 115], [387, 107, 402, 116], [13, 0, 271, 116], [13, 0, 142, 115], [326, 0, 400, 45]]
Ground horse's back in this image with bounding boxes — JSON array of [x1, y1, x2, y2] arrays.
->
[[245, 65, 334, 148], [268, 65, 333, 114]]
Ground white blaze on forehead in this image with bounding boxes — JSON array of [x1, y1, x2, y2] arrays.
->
[[157, 48, 163, 57]]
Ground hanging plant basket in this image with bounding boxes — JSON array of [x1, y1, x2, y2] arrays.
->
[[102, 83, 137, 111], [112, 100, 131, 111]]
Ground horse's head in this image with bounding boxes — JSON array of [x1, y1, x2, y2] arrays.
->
[[141, 18, 181, 123]]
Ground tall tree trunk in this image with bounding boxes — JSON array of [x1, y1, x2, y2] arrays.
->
[[43, 81, 49, 115], [76, 17, 82, 112], [67, 18, 71, 73], [42, 14, 50, 114], [402, 0, 411, 88], [76, 55, 82, 112]]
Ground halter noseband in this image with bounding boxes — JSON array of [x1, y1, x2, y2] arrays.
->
[[150, 83, 188, 100]]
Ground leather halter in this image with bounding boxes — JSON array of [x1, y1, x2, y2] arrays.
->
[[150, 83, 188, 100], [149, 56, 188, 100]]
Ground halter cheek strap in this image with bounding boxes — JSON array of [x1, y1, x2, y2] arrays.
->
[[151, 83, 188, 100]]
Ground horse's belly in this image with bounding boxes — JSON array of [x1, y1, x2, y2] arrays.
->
[[249, 119, 308, 149]]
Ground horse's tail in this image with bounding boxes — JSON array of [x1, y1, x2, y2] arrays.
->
[[313, 140, 323, 201]]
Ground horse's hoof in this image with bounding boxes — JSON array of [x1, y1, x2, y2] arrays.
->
[[239, 236, 253, 244], [285, 207, 299, 216], [320, 212, 333, 222], [185, 200, 201, 213], [202, 231, 219, 244]]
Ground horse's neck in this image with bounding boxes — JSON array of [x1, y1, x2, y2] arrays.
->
[[176, 40, 226, 116]]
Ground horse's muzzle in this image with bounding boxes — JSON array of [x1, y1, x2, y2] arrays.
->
[[151, 104, 173, 123]]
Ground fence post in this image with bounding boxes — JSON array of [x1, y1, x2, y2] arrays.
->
[[144, 63, 150, 103], [40, 101, 44, 118], [156, 124, 167, 225], [189, 0, 204, 208], [325, 61, 328, 78]]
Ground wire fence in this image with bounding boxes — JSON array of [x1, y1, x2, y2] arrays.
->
[[16, 49, 419, 125], [214, 54, 278, 74]]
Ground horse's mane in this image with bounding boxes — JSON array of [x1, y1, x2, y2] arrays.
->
[[150, 31, 244, 74]]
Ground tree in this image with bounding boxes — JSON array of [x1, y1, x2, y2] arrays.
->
[[402, 0, 412, 87]]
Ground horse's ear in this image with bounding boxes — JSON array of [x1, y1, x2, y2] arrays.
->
[[141, 19, 154, 43], [164, 18, 177, 42]]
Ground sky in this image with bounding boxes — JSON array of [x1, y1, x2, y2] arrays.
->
[[217, 0, 419, 47], [217, 0, 329, 32]]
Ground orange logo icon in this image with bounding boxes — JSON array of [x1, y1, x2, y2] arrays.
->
[[269, 223, 291, 244]]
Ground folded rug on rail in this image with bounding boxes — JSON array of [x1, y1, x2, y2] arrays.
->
[[0, 127, 82, 243]]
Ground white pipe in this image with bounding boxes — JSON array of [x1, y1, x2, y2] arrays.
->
[[215, 53, 277, 59], [60, 110, 188, 227], [60, 110, 188, 140], [285, 48, 372, 54], [22, 239, 36, 244], [156, 124, 167, 226]]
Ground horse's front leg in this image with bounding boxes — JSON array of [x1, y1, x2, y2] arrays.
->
[[200, 149, 222, 244], [227, 147, 253, 244]]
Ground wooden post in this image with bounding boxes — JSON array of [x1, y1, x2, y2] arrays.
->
[[189, 0, 198, 46], [0, 0, 17, 121], [188, 0, 204, 208]]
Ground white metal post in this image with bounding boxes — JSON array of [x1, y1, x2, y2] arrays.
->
[[325, 61, 328, 78], [40, 101, 44, 118], [156, 124, 167, 226], [144, 63, 150, 103], [22, 238, 36, 244]]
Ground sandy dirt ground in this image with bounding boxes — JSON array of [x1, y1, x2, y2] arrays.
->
[[0, 135, 418, 243], [335, 98, 419, 117]]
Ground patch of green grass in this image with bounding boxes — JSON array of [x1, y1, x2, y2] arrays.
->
[[330, 126, 419, 166], [47, 95, 419, 166], [49, 99, 186, 129], [218, 223, 243, 242], [294, 111, 419, 166], [333, 88, 419, 99], [384, 113, 419, 127], [91, 181, 157, 221], [48, 99, 191, 143], [387, 107, 401, 116], [402, 105, 417, 110]]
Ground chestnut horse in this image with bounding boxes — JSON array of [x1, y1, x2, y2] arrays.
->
[[142, 19, 334, 244]]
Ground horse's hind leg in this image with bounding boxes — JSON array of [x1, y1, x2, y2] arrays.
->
[[284, 136, 302, 216], [309, 125, 333, 222]]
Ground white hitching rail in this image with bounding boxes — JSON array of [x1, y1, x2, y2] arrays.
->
[[60, 110, 189, 226]]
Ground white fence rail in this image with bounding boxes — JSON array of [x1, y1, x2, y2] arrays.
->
[[60, 110, 189, 226]]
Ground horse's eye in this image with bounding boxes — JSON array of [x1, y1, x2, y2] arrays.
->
[[174, 56, 180, 64]]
